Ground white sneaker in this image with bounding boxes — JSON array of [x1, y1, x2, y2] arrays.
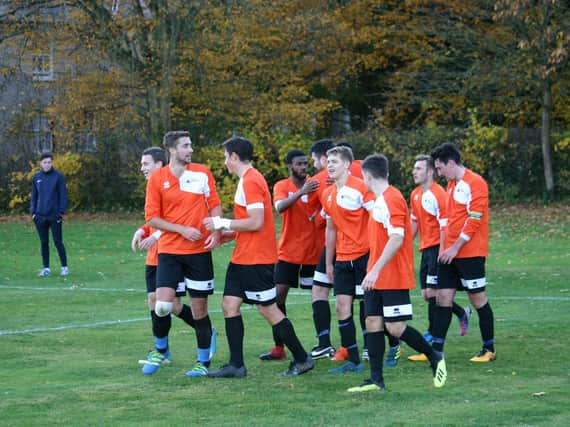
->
[[60, 267, 69, 276], [38, 268, 51, 277]]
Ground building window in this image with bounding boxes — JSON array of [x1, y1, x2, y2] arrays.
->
[[32, 117, 53, 152], [32, 52, 54, 81]]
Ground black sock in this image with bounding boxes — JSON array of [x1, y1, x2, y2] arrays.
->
[[359, 300, 367, 345], [427, 297, 436, 334], [477, 302, 495, 352], [194, 315, 212, 349], [152, 311, 171, 339], [313, 300, 332, 347], [385, 330, 399, 348], [176, 304, 196, 329], [273, 303, 286, 347], [401, 325, 434, 359], [367, 331, 385, 384], [432, 306, 452, 352], [225, 315, 244, 368], [452, 302, 466, 318], [274, 318, 306, 363], [339, 316, 359, 364]]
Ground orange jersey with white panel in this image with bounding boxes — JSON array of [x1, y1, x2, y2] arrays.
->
[[138, 224, 162, 266], [145, 163, 220, 255], [368, 185, 415, 290], [410, 182, 448, 251], [231, 167, 278, 265], [443, 168, 489, 258], [322, 174, 375, 261], [273, 177, 321, 265], [309, 168, 332, 232]]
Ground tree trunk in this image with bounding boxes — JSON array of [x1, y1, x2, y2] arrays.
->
[[541, 80, 554, 197]]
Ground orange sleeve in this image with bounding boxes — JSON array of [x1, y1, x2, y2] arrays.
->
[[461, 178, 488, 241], [273, 180, 288, 205], [144, 173, 162, 221], [205, 167, 221, 210]]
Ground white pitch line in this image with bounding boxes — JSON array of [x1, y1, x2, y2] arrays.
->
[[1, 285, 569, 301], [0, 287, 568, 336]]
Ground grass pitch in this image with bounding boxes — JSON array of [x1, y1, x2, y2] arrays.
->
[[0, 206, 569, 426]]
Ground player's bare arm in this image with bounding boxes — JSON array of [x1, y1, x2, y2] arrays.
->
[[325, 218, 336, 282], [204, 207, 264, 233], [362, 233, 403, 291], [275, 180, 320, 214], [204, 205, 223, 250], [148, 217, 203, 242]]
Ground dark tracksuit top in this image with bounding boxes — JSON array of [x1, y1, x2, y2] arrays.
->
[[31, 168, 68, 219]]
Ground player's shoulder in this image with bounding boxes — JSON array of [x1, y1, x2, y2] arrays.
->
[[274, 177, 291, 188], [186, 162, 212, 174], [463, 169, 488, 190]]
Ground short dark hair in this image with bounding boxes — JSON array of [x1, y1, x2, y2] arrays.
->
[[163, 131, 190, 149], [222, 136, 254, 162], [335, 141, 353, 149], [431, 142, 462, 165], [285, 149, 306, 165], [362, 154, 389, 179], [326, 145, 353, 163], [143, 146, 167, 165], [310, 139, 334, 157], [40, 152, 53, 161], [415, 154, 435, 173]]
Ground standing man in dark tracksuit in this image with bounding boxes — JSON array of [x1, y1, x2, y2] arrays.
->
[[31, 152, 69, 277]]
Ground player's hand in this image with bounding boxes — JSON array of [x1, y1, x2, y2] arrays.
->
[[180, 226, 203, 241], [139, 235, 157, 251], [131, 229, 144, 252], [361, 270, 379, 291], [219, 230, 236, 245], [300, 179, 319, 195], [204, 230, 221, 250], [203, 217, 215, 231], [438, 246, 458, 264]]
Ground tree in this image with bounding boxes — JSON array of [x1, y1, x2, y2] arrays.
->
[[494, 0, 569, 197]]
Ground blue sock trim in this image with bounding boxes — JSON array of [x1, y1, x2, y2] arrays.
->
[[483, 339, 495, 347], [154, 336, 168, 351], [197, 348, 210, 363], [432, 337, 445, 345], [317, 329, 330, 337], [339, 321, 350, 328], [347, 343, 358, 350]]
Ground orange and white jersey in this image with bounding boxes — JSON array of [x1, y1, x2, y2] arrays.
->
[[231, 167, 278, 265], [138, 224, 162, 266], [145, 163, 220, 255], [322, 174, 375, 261], [410, 182, 448, 251], [368, 186, 415, 290], [273, 177, 321, 265], [444, 168, 489, 258]]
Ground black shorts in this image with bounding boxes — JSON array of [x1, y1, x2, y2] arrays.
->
[[313, 247, 334, 288], [333, 253, 369, 299], [419, 245, 439, 290], [224, 262, 276, 306], [364, 289, 413, 322], [274, 261, 316, 289], [437, 257, 486, 294], [157, 252, 214, 298], [146, 265, 186, 297]]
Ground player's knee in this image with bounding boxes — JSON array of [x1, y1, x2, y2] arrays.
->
[[155, 300, 173, 317]]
